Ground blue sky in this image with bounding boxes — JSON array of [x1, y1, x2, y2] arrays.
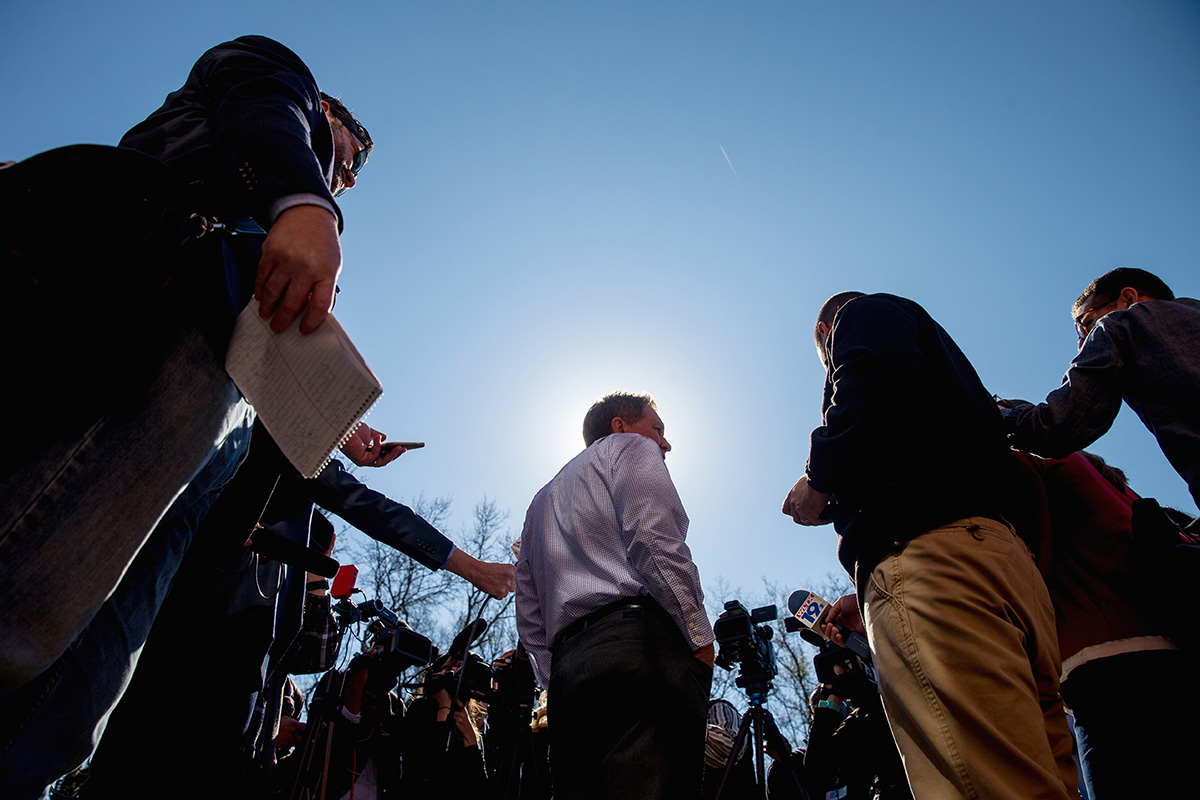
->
[[4, 0, 1198, 609]]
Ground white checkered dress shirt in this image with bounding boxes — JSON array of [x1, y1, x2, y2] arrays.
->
[[515, 433, 713, 686]]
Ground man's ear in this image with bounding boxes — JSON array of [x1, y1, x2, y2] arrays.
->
[[320, 99, 331, 114], [611, 417, 627, 434], [814, 321, 833, 368], [1119, 286, 1140, 306]]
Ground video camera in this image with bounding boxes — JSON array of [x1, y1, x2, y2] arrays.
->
[[806, 633, 877, 700], [489, 648, 534, 706], [366, 606, 436, 674], [424, 651, 496, 702], [327, 564, 435, 677], [713, 599, 778, 695]]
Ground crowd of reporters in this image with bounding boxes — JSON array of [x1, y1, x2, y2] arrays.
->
[[50, 572, 912, 800], [4, 26, 1198, 800]]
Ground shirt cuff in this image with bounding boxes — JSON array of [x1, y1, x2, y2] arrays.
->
[[269, 193, 338, 226], [437, 544, 457, 571], [683, 613, 716, 649]]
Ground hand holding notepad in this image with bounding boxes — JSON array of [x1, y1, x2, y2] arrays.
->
[[225, 298, 383, 478]]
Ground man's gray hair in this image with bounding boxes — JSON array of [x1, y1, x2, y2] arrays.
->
[[582, 392, 656, 447]]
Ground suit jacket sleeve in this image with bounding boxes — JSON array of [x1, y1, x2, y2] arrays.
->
[[304, 459, 455, 571], [121, 35, 342, 230], [204, 36, 340, 229]]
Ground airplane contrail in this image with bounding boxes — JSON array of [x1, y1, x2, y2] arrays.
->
[[720, 145, 740, 181]]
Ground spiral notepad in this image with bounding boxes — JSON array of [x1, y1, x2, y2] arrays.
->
[[225, 299, 383, 478]]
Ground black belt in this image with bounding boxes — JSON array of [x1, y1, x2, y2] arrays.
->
[[552, 596, 654, 652]]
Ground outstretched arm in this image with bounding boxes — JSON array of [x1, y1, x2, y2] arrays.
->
[[307, 460, 515, 597], [445, 548, 516, 599], [305, 460, 454, 571], [1002, 327, 1125, 458]]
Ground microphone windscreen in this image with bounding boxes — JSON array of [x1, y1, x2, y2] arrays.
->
[[788, 589, 831, 632], [250, 527, 339, 578], [448, 617, 489, 656], [786, 589, 811, 616]]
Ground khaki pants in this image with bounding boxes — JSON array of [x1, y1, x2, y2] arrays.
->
[[864, 517, 1077, 800]]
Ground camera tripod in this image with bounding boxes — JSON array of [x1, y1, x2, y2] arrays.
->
[[486, 644, 547, 800], [714, 685, 808, 800], [285, 669, 354, 800]]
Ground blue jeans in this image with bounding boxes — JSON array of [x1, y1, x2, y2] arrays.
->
[[0, 327, 253, 693], [0, 327, 254, 799]]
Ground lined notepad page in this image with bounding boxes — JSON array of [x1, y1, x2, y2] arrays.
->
[[225, 299, 383, 478]]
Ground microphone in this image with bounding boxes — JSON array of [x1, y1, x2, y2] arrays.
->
[[448, 617, 489, 659], [442, 617, 492, 752], [248, 526, 339, 578], [785, 589, 872, 661], [786, 589, 830, 628]]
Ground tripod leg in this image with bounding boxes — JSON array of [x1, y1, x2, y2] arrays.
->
[[288, 709, 325, 800], [759, 707, 809, 800], [715, 710, 756, 800], [492, 717, 533, 800], [317, 719, 335, 800], [753, 709, 767, 798]]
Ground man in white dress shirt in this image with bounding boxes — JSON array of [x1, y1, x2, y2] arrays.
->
[[515, 392, 714, 800]]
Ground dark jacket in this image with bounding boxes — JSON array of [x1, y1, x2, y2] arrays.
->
[[120, 34, 341, 232], [119, 35, 342, 337], [272, 456, 455, 573], [804, 294, 1020, 588], [1003, 297, 1200, 508]]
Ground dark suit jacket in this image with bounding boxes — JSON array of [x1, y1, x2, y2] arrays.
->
[[119, 35, 343, 336], [6, 36, 339, 470], [268, 457, 456, 573], [120, 34, 341, 232]]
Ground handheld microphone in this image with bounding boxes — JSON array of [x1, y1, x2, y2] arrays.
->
[[785, 589, 872, 661], [449, 617, 489, 659], [442, 617, 491, 753], [248, 527, 339, 578]]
